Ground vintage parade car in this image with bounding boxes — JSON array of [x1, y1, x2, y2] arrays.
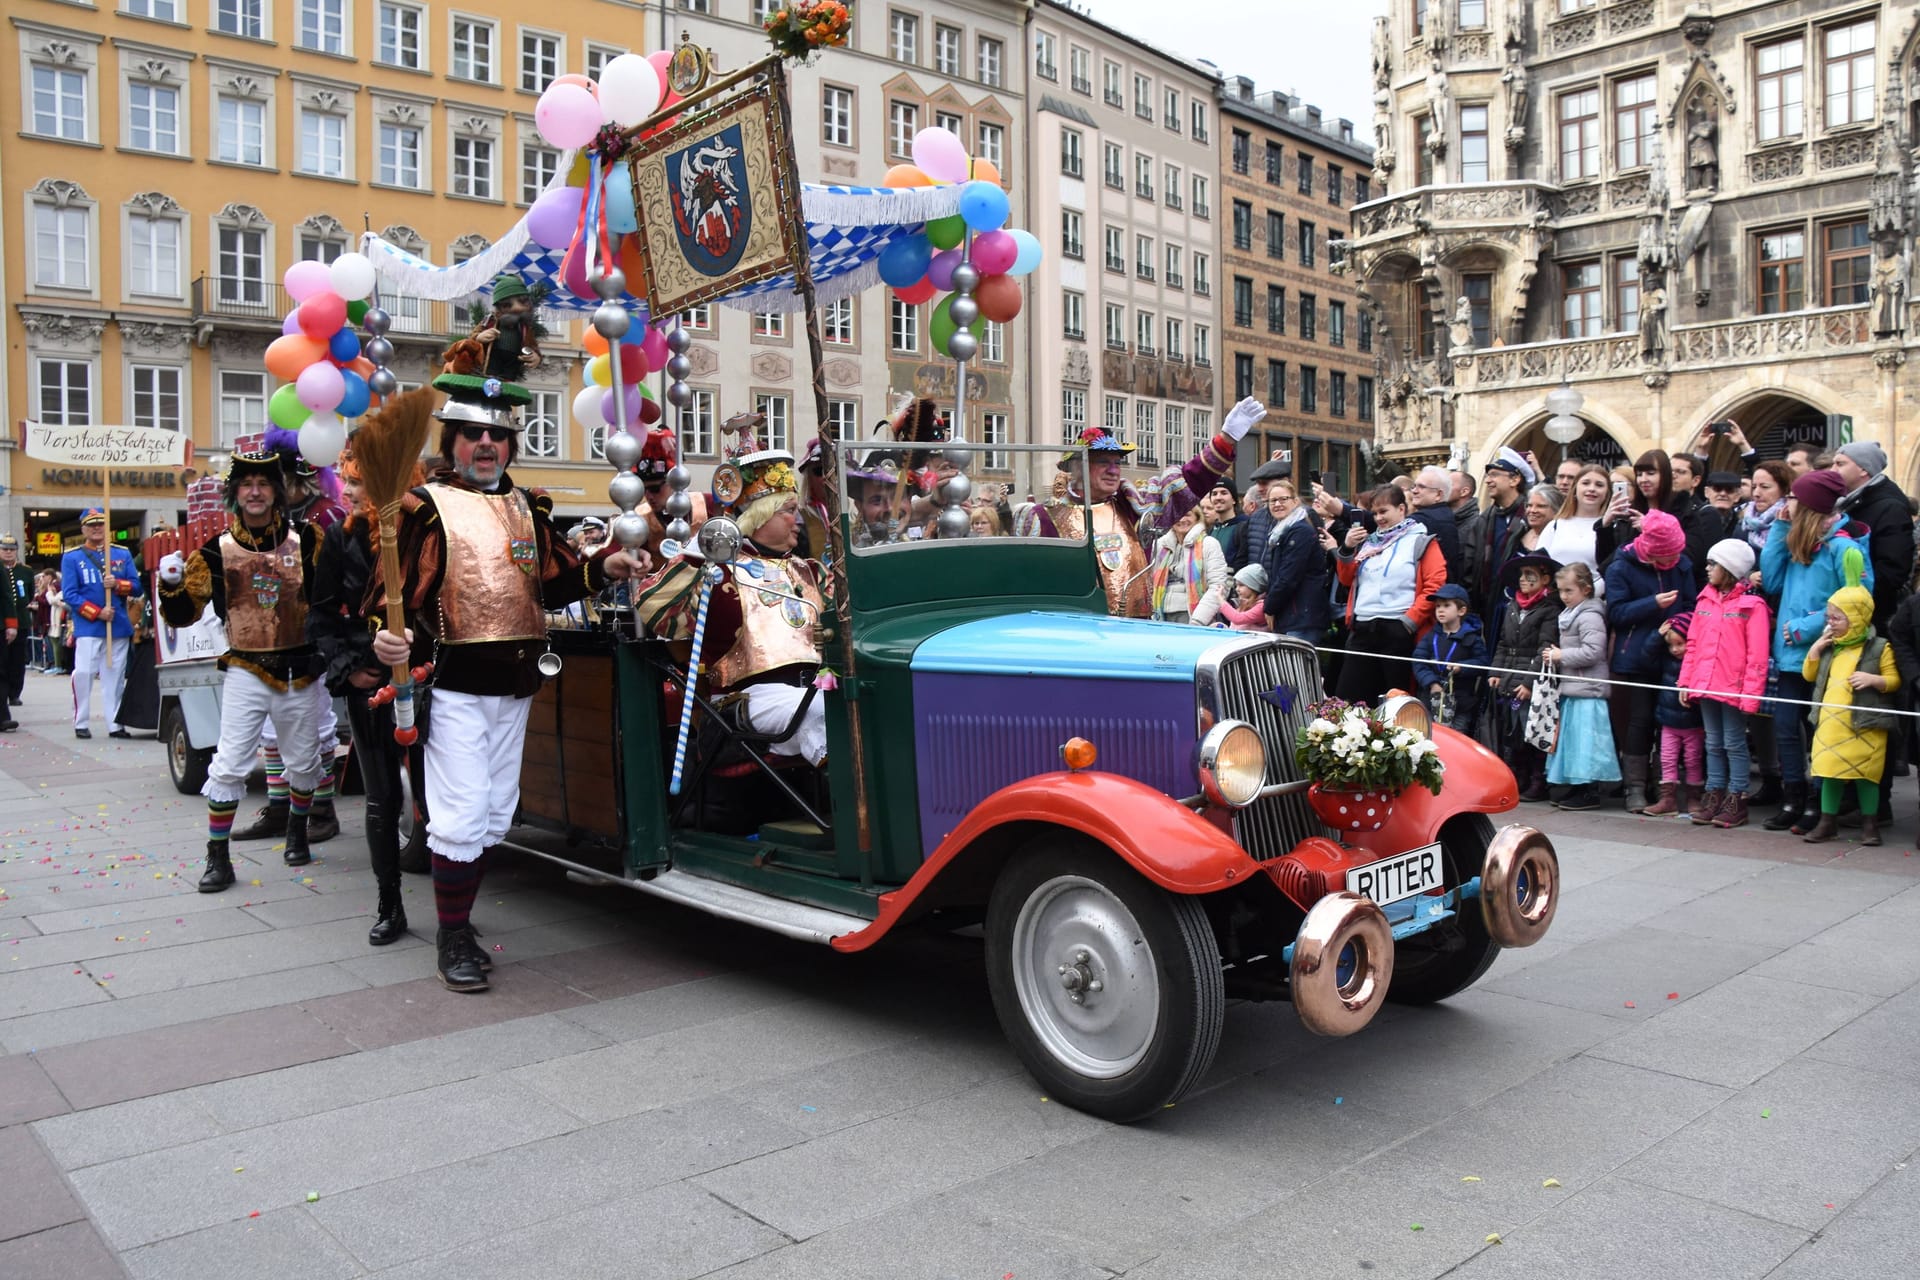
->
[[505, 444, 1560, 1122]]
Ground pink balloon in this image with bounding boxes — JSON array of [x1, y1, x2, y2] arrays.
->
[[297, 292, 347, 339], [911, 127, 971, 183], [535, 83, 601, 150], [560, 238, 595, 301], [284, 260, 333, 303], [295, 360, 345, 413], [640, 326, 668, 370], [600, 384, 645, 427], [971, 230, 1018, 276], [526, 187, 586, 251], [927, 248, 961, 292]]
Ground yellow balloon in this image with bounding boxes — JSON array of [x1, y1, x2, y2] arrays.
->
[[587, 354, 613, 388], [567, 152, 592, 187]]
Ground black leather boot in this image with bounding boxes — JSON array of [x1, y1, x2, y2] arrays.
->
[[231, 801, 288, 841], [283, 812, 312, 866], [369, 882, 408, 945], [365, 799, 406, 945], [1764, 782, 1804, 831], [198, 840, 235, 893], [306, 797, 340, 844], [436, 927, 489, 991]]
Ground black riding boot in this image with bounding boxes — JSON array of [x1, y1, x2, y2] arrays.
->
[[199, 840, 235, 893], [283, 812, 312, 866], [365, 800, 408, 945]]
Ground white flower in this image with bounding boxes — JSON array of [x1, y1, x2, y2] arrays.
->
[[1371, 740, 1388, 751], [1408, 739, 1438, 764], [1308, 717, 1337, 737]]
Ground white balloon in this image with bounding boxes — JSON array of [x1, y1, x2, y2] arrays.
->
[[573, 384, 607, 425], [329, 252, 376, 302], [599, 53, 663, 128], [298, 412, 347, 467]]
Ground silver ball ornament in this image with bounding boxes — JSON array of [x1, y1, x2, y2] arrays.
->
[[666, 381, 692, 408], [592, 305, 631, 339], [666, 465, 692, 491], [665, 353, 693, 381], [939, 473, 973, 505], [663, 491, 693, 520], [362, 308, 391, 336], [364, 336, 396, 366], [592, 267, 628, 300], [937, 505, 973, 539], [664, 518, 692, 543], [608, 471, 648, 513], [940, 442, 975, 473], [949, 296, 980, 328], [603, 430, 643, 470], [367, 368, 399, 397], [611, 511, 650, 549], [950, 263, 981, 295], [945, 329, 979, 362], [665, 326, 693, 355]]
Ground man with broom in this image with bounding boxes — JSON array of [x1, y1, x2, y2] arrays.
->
[[367, 377, 645, 992]]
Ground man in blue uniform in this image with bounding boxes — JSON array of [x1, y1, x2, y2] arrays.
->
[[59, 509, 138, 739]]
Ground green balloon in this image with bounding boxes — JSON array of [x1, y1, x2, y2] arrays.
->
[[347, 299, 369, 326], [926, 214, 966, 251], [269, 382, 310, 431], [634, 380, 653, 399], [928, 293, 958, 355]]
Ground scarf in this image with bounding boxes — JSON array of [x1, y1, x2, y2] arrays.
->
[[1741, 498, 1785, 551], [1514, 585, 1550, 610], [1354, 515, 1420, 562], [1266, 503, 1308, 548]]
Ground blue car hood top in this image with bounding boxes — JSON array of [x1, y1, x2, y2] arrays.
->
[[911, 612, 1236, 682]]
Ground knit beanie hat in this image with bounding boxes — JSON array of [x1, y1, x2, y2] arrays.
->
[[1634, 509, 1685, 565], [1791, 469, 1849, 514], [1836, 440, 1887, 478], [1662, 611, 1694, 639], [1234, 564, 1267, 593], [1705, 537, 1756, 580]]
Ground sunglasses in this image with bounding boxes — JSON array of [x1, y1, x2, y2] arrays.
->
[[455, 425, 513, 443]]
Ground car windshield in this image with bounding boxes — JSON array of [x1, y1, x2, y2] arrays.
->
[[835, 441, 1091, 555]]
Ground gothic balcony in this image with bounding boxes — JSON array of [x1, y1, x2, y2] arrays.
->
[[1347, 181, 1562, 249]]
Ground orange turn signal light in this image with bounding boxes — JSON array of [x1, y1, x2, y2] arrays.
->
[[1061, 737, 1098, 771]]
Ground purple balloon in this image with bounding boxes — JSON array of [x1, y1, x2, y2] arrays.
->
[[971, 231, 1018, 276], [600, 383, 645, 427], [295, 360, 346, 414], [526, 186, 586, 251], [282, 312, 303, 336], [927, 248, 961, 292]]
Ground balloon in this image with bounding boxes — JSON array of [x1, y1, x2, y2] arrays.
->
[[1008, 229, 1044, 276], [347, 299, 369, 326], [971, 230, 1018, 276], [927, 248, 961, 292], [296, 360, 346, 413], [640, 325, 668, 370], [281, 311, 302, 337], [336, 369, 371, 419], [958, 180, 1010, 232], [969, 158, 1003, 187], [527, 186, 586, 250], [328, 252, 376, 302], [911, 127, 970, 183], [883, 164, 931, 187], [283, 259, 332, 302], [894, 278, 936, 305], [633, 379, 654, 399], [534, 83, 601, 149], [583, 327, 610, 357], [269, 383, 311, 431], [926, 214, 966, 251], [616, 233, 651, 299], [327, 327, 361, 364], [601, 384, 644, 427], [559, 236, 594, 301], [587, 354, 613, 388], [265, 335, 326, 382], [573, 384, 607, 425], [599, 53, 664, 127], [975, 273, 1023, 324], [617, 342, 650, 382], [566, 151, 592, 187], [638, 396, 662, 426], [298, 412, 346, 468], [298, 292, 347, 339], [604, 161, 638, 235], [347, 356, 376, 379], [928, 293, 959, 355], [878, 234, 933, 288], [548, 72, 597, 97]]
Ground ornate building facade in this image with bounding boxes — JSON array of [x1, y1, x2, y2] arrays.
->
[[1347, 0, 1918, 485]]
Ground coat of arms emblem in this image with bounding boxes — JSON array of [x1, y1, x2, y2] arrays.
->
[[668, 123, 751, 277], [250, 572, 281, 608]]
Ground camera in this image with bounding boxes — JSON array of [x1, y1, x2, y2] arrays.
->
[[1612, 479, 1630, 500], [1707, 420, 1732, 435]]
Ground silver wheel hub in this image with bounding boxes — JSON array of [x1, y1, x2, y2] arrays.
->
[[1011, 875, 1160, 1079]]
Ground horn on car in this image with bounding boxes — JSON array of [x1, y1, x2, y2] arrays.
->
[[1479, 825, 1559, 948], [1289, 892, 1394, 1036]]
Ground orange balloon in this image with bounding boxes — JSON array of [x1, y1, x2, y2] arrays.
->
[[583, 327, 610, 357], [617, 233, 651, 299], [265, 334, 327, 382], [347, 357, 376, 378], [884, 164, 932, 188], [968, 159, 1002, 187], [550, 72, 597, 97], [974, 273, 1023, 324]]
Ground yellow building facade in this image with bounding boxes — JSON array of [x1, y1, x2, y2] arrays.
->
[[1, 0, 660, 565]]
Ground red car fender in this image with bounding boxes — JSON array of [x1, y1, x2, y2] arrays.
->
[[1343, 724, 1518, 857], [831, 771, 1255, 953]]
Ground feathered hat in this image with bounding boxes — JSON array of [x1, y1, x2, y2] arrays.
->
[[712, 426, 797, 537], [1058, 425, 1136, 472], [638, 427, 678, 487]]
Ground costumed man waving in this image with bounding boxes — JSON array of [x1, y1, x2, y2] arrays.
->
[[60, 508, 139, 739], [636, 444, 830, 766], [1026, 396, 1267, 616], [369, 377, 644, 993], [156, 453, 328, 890]]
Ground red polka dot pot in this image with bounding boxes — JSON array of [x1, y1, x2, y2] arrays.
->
[[1306, 783, 1397, 833]]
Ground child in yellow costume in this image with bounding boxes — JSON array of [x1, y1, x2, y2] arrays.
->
[[1801, 546, 1901, 846]]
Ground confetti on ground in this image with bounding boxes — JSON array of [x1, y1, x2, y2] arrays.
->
[[1461, 1176, 1481, 1183], [1623, 1000, 1636, 1008], [1542, 1178, 1562, 1188], [248, 1210, 260, 1219], [1409, 1223, 1424, 1232], [307, 1191, 319, 1202], [800, 1105, 817, 1113], [1762, 1108, 1772, 1118], [1667, 992, 1680, 1000], [233, 1167, 245, 1173], [1334, 1096, 1344, 1105], [1485, 1233, 1503, 1245]]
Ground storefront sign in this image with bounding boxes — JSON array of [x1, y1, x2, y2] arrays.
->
[[22, 421, 192, 468], [35, 532, 62, 555], [37, 468, 181, 490]]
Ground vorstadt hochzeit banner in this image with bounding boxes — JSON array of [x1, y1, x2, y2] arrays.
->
[[21, 421, 193, 469]]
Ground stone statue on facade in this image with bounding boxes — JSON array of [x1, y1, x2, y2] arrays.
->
[[1501, 57, 1530, 151], [1647, 130, 1670, 207], [1448, 296, 1474, 355], [1371, 15, 1392, 91], [1869, 121, 1907, 239], [1640, 273, 1669, 359], [1685, 93, 1719, 193], [1872, 241, 1908, 337], [1426, 62, 1451, 148]]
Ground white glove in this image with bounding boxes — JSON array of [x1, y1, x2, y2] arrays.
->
[[1221, 396, 1267, 443], [158, 553, 186, 586]]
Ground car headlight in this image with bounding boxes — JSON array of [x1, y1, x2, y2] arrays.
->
[[1198, 720, 1266, 809], [1378, 694, 1431, 738]]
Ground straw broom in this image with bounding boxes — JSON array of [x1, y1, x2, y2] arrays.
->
[[353, 388, 436, 745]]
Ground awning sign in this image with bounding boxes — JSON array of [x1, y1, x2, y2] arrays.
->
[[22, 422, 192, 468]]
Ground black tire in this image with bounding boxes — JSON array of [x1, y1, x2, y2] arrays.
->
[[163, 706, 211, 796], [1385, 813, 1501, 1005], [985, 842, 1225, 1122]]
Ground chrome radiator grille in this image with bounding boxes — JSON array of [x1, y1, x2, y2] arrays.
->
[[1208, 638, 1327, 860]]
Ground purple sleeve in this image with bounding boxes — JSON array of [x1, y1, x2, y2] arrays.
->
[[1134, 433, 1237, 543]]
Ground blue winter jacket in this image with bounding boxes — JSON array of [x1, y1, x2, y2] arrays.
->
[[1760, 515, 1872, 675], [1412, 613, 1488, 723], [1604, 545, 1695, 676], [1261, 517, 1331, 637], [1654, 649, 1701, 730]]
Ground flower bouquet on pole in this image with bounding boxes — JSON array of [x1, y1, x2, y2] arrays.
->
[[1294, 698, 1445, 833]]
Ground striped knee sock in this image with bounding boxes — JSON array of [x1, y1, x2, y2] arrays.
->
[[430, 853, 485, 930], [263, 745, 288, 805], [288, 789, 313, 817], [208, 799, 239, 843], [315, 759, 336, 802]]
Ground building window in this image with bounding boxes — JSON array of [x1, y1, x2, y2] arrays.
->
[[822, 86, 853, 147], [1462, 273, 1492, 346], [520, 141, 557, 203], [1823, 19, 1875, 128], [452, 134, 496, 199], [1756, 36, 1804, 142], [379, 4, 423, 69], [1190, 99, 1209, 141], [753, 310, 786, 338], [890, 298, 919, 351], [218, 370, 266, 444], [1134, 73, 1152, 119], [1459, 105, 1489, 182], [33, 67, 90, 141], [978, 37, 1003, 87], [978, 122, 1004, 171], [754, 394, 790, 452], [1135, 309, 1156, 354], [1104, 226, 1123, 273], [128, 209, 181, 297], [823, 296, 854, 344], [583, 419, 607, 461], [1061, 388, 1087, 439], [1232, 201, 1252, 250], [1194, 252, 1210, 296], [1613, 257, 1640, 335], [1104, 395, 1127, 437], [1061, 209, 1083, 259], [122, 82, 178, 157], [1103, 60, 1123, 107], [1298, 221, 1316, 268], [1193, 175, 1210, 218], [934, 110, 961, 142], [1557, 87, 1600, 179], [1414, 116, 1434, 186], [299, 0, 346, 55], [1299, 293, 1317, 340], [1755, 229, 1805, 313], [218, 224, 268, 305], [1458, 0, 1487, 25], [888, 101, 918, 158], [889, 12, 918, 63], [1297, 154, 1314, 196], [218, 97, 266, 165], [298, 109, 346, 177], [1034, 30, 1057, 81], [1232, 129, 1250, 175], [1358, 309, 1374, 352], [1134, 402, 1157, 466], [1103, 142, 1124, 188], [934, 24, 961, 76], [1328, 164, 1343, 205], [33, 202, 90, 290], [381, 123, 423, 187], [37, 359, 92, 427], [980, 411, 1010, 470], [1164, 162, 1182, 209], [585, 45, 620, 81], [217, 0, 265, 38], [1069, 45, 1090, 95], [299, 232, 343, 263], [1194, 324, 1211, 367], [1165, 317, 1183, 360], [677, 387, 716, 456], [1165, 243, 1182, 288], [1356, 175, 1371, 203], [824, 399, 859, 447], [1104, 302, 1124, 348], [1266, 359, 1286, 407], [1164, 87, 1181, 132], [1233, 354, 1254, 399], [1265, 210, 1284, 261], [521, 30, 561, 92], [1063, 289, 1085, 339], [1300, 366, 1318, 414], [1823, 218, 1871, 305], [1232, 277, 1254, 328], [981, 320, 1004, 363], [1267, 285, 1286, 334], [520, 389, 560, 458], [1413, 0, 1428, 38], [1130, 153, 1154, 200], [452, 17, 495, 82], [1358, 376, 1375, 422], [1330, 371, 1347, 418], [1060, 127, 1083, 177], [1613, 73, 1656, 169], [1329, 301, 1347, 347], [1561, 260, 1603, 336], [124, 364, 180, 432]]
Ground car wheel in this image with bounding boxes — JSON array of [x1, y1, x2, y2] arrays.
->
[[1385, 813, 1503, 1005], [985, 843, 1224, 1123], [163, 706, 211, 796]]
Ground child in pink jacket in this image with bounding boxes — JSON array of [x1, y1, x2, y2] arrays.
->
[[1676, 538, 1773, 829]]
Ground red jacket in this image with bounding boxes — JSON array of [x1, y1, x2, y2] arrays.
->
[[1677, 580, 1772, 714]]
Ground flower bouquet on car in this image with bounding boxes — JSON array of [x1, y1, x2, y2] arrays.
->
[[1294, 698, 1444, 832]]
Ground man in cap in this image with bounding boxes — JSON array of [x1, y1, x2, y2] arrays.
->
[[1683, 471, 1744, 588], [1037, 396, 1267, 616], [60, 508, 138, 739], [1, 533, 30, 722], [1204, 477, 1249, 571], [1477, 447, 1533, 604], [1832, 440, 1914, 629], [158, 451, 330, 889], [1237, 454, 1292, 573], [369, 378, 645, 993]]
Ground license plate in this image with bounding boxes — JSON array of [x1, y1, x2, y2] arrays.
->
[[1346, 843, 1444, 906]]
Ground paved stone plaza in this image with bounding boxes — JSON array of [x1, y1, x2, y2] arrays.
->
[[3, 681, 1918, 1279]]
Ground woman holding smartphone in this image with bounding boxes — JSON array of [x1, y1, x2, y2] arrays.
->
[[1536, 465, 1619, 587]]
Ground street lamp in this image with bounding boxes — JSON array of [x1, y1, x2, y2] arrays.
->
[[1543, 382, 1585, 444]]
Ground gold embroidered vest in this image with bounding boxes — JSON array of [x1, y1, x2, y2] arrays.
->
[[712, 552, 825, 687], [433, 485, 547, 644], [1049, 500, 1149, 617], [222, 530, 308, 652]]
